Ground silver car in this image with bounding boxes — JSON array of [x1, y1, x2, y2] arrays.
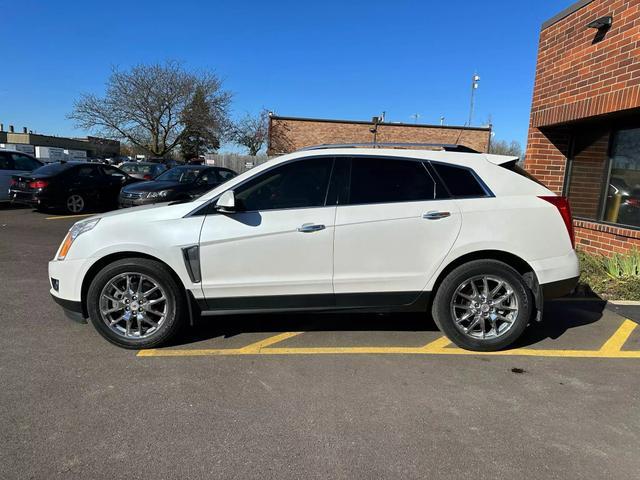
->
[[0, 150, 43, 201]]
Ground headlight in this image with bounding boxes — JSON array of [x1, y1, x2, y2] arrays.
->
[[146, 190, 170, 199], [57, 218, 100, 260]]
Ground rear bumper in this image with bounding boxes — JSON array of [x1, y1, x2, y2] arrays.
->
[[50, 292, 86, 323], [9, 189, 52, 207]]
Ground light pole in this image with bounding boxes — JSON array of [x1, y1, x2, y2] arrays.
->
[[468, 73, 480, 126]]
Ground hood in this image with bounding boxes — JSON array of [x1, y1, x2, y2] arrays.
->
[[123, 180, 185, 192], [88, 197, 208, 222]]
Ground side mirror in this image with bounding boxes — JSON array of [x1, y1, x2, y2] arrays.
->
[[215, 190, 236, 213]]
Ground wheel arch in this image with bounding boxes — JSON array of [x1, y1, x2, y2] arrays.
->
[[429, 250, 541, 321], [80, 251, 188, 319]]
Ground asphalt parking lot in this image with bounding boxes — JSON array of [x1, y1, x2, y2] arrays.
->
[[2, 205, 640, 479]]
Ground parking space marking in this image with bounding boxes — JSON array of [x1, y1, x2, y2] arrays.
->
[[45, 214, 95, 220], [137, 319, 640, 359], [599, 319, 637, 353]]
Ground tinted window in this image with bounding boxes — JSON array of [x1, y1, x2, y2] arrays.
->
[[157, 166, 204, 183], [102, 166, 125, 177], [235, 157, 333, 211], [218, 169, 235, 181], [75, 165, 101, 178], [32, 162, 75, 176], [432, 163, 487, 197], [0, 153, 13, 170], [348, 157, 436, 205], [12, 154, 41, 171], [199, 170, 219, 186]]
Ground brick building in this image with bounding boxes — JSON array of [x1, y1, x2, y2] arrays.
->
[[525, 0, 640, 255], [267, 115, 492, 155]]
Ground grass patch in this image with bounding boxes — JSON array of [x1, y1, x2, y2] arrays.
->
[[577, 249, 640, 301]]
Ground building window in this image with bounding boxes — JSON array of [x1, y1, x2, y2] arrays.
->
[[566, 126, 640, 229]]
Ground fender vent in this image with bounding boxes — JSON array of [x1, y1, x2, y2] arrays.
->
[[182, 245, 201, 283]]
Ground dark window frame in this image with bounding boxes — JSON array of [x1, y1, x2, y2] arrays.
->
[[563, 122, 640, 232], [427, 160, 494, 199]]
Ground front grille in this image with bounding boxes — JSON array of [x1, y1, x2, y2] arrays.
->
[[121, 191, 145, 199]]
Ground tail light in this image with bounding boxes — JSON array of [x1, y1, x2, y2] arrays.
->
[[9, 178, 17, 187], [625, 198, 640, 207], [29, 180, 48, 189], [539, 196, 575, 248], [143, 174, 152, 180]]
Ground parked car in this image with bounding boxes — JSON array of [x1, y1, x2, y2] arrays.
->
[[119, 165, 236, 207], [0, 150, 43, 201], [608, 176, 640, 226], [49, 145, 579, 350], [9, 162, 138, 213], [118, 162, 168, 180]]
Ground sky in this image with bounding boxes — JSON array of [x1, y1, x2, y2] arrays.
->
[[1, 0, 572, 151]]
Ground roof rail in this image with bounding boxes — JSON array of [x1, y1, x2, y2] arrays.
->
[[298, 142, 480, 153]]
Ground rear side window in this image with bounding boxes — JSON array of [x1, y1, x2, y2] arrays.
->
[[12, 154, 41, 171], [0, 153, 13, 170], [348, 157, 436, 205], [431, 163, 488, 197]]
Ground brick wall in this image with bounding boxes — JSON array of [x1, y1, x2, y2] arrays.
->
[[268, 116, 492, 155], [525, 0, 640, 256]]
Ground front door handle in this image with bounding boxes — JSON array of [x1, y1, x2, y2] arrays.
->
[[423, 211, 451, 220], [298, 223, 326, 233]]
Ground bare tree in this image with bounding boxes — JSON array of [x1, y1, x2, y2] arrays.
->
[[69, 61, 231, 157], [489, 139, 523, 158], [232, 110, 269, 156]]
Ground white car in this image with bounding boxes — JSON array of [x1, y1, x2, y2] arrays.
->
[[48, 144, 579, 351]]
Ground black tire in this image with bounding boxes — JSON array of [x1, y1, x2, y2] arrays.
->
[[87, 258, 186, 349], [431, 259, 532, 351]]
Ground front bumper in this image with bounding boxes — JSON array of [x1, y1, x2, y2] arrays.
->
[[50, 292, 86, 323]]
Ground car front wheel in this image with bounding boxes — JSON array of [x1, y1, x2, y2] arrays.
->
[[432, 259, 532, 351], [86, 258, 186, 349]]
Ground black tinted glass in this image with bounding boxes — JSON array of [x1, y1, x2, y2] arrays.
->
[[12, 154, 41, 171], [0, 153, 12, 170], [432, 163, 487, 197], [235, 157, 333, 211], [32, 163, 74, 176], [348, 157, 435, 205]]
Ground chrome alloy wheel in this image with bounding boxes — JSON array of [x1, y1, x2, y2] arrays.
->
[[450, 275, 519, 340], [66, 195, 85, 213], [98, 273, 168, 339]]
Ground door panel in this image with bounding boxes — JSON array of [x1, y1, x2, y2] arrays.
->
[[198, 207, 336, 302], [333, 200, 461, 298]]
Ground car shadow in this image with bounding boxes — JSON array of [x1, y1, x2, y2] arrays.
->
[[172, 298, 608, 349], [174, 311, 439, 347], [513, 299, 607, 348]]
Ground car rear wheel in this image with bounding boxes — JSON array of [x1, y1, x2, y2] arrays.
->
[[65, 194, 86, 214], [432, 260, 532, 351], [86, 258, 186, 349]]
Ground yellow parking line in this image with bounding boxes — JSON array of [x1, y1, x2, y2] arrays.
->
[[599, 319, 637, 353], [238, 332, 303, 353], [45, 213, 95, 220], [137, 320, 640, 359]]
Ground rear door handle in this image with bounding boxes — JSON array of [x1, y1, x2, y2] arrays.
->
[[298, 223, 326, 233], [423, 211, 451, 220]]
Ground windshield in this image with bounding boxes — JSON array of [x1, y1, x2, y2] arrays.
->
[[156, 166, 203, 183]]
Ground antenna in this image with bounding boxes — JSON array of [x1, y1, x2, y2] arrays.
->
[[410, 113, 421, 124], [468, 73, 480, 126]]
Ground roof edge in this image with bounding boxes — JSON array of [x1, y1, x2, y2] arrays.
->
[[541, 0, 595, 30], [269, 115, 492, 132]]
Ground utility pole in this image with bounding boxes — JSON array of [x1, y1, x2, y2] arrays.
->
[[440, 116, 445, 126], [468, 73, 480, 126], [410, 113, 421, 124]]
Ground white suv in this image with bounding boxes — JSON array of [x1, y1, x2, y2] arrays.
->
[[49, 145, 579, 351]]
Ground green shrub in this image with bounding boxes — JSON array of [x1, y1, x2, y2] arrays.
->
[[577, 248, 640, 300]]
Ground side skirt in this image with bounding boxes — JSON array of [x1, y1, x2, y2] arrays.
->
[[193, 291, 431, 316]]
